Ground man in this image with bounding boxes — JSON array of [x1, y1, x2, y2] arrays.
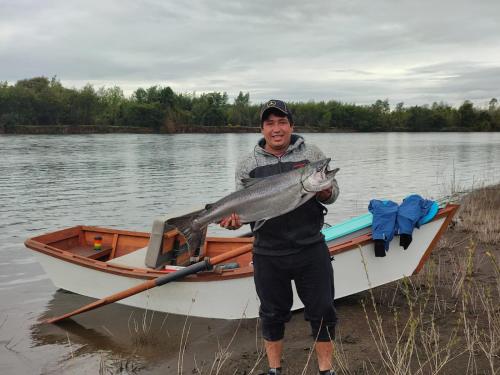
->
[[220, 99, 339, 375]]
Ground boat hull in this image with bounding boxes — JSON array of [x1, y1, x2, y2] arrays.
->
[[33, 251, 260, 319], [31, 213, 450, 319]]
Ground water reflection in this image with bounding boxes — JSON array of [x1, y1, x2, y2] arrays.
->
[[32, 290, 261, 372]]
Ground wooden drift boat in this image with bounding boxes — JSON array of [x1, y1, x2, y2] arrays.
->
[[25, 204, 458, 320]]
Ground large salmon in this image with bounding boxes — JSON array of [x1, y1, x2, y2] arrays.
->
[[167, 158, 338, 252]]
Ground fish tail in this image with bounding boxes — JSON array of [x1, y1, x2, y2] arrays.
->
[[166, 209, 206, 253]]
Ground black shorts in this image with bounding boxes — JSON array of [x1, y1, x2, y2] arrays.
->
[[252, 241, 337, 341]]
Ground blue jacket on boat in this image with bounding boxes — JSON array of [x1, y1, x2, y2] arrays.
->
[[369, 194, 436, 256], [397, 194, 435, 235], [368, 199, 399, 251]]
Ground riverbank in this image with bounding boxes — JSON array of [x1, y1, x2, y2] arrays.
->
[[0, 124, 486, 134], [224, 184, 500, 374], [0, 124, 323, 134], [0, 124, 260, 134]]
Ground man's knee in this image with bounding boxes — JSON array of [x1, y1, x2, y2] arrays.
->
[[260, 308, 291, 341], [262, 320, 285, 341], [310, 320, 336, 342]]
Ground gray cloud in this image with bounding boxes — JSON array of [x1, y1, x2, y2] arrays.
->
[[1, 0, 499, 106]]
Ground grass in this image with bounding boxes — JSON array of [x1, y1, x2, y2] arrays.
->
[[331, 244, 500, 374], [454, 185, 500, 244], [330, 184, 500, 374]]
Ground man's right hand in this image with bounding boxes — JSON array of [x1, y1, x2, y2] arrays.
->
[[219, 213, 242, 230]]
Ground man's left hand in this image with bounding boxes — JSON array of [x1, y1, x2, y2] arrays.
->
[[316, 187, 332, 202]]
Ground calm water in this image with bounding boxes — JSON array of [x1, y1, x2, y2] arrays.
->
[[1, 132, 499, 374]]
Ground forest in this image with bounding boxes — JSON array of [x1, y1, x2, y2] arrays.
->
[[1, 77, 499, 132]]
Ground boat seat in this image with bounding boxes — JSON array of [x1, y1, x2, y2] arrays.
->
[[144, 216, 206, 269], [144, 217, 179, 269], [106, 247, 148, 268], [106, 217, 175, 269]]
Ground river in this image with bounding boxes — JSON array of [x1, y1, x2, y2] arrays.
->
[[1, 132, 499, 374]]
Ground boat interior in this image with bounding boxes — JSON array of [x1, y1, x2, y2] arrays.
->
[[24, 205, 457, 278], [26, 224, 255, 275]]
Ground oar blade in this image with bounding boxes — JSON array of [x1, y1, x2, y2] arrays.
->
[[43, 279, 157, 324], [44, 299, 107, 324]]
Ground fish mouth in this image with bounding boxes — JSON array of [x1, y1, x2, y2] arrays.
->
[[301, 158, 332, 181], [301, 158, 336, 192], [316, 161, 340, 184], [325, 167, 339, 178], [315, 158, 331, 172], [315, 158, 331, 179]]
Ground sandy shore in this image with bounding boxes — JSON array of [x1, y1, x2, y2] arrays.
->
[[215, 184, 500, 374]]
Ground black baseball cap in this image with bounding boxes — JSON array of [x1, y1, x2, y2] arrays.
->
[[260, 99, 293, 125]]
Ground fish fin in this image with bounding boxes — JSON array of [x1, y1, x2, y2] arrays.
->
[[205, 203, 214, 210], [252, 219, 267, 232], [166, 209, 206, 253], [241, 177, 266, 189]]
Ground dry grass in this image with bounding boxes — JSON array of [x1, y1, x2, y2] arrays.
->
[[454, 185, 500, 244], [330, 183, 500, 375], [328, 243, 500, 374]]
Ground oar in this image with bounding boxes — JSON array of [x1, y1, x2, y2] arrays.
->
[[44, 243, 253, 324]]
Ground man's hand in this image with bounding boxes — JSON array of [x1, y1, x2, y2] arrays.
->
[[219, 213, 242, 230], [316, 187, 332, 202]]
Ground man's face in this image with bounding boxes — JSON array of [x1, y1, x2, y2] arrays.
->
[[261, 113, 293, 152]]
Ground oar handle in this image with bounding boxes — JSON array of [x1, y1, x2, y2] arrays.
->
[[44, 243, 253, 324]]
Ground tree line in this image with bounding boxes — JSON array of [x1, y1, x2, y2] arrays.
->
[[1, 77, 499, 132]]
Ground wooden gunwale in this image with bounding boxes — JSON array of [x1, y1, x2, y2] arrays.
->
[[412, 203, 459, 274], [24, 204, 458, 282]]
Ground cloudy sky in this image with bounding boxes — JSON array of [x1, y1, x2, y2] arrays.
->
[[1, 0, 499, 106]]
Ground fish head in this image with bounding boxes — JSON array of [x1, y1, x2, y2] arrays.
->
[[301, 158, 338, 192]]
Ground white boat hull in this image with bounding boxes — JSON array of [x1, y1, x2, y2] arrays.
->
[[34, 216, 446, 320]]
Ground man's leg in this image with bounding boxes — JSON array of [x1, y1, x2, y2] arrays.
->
[[294, 243, 337, 372], [315, 341, 334, 371], [265, 339, 284, 369], [253, 253, 294, 371]]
